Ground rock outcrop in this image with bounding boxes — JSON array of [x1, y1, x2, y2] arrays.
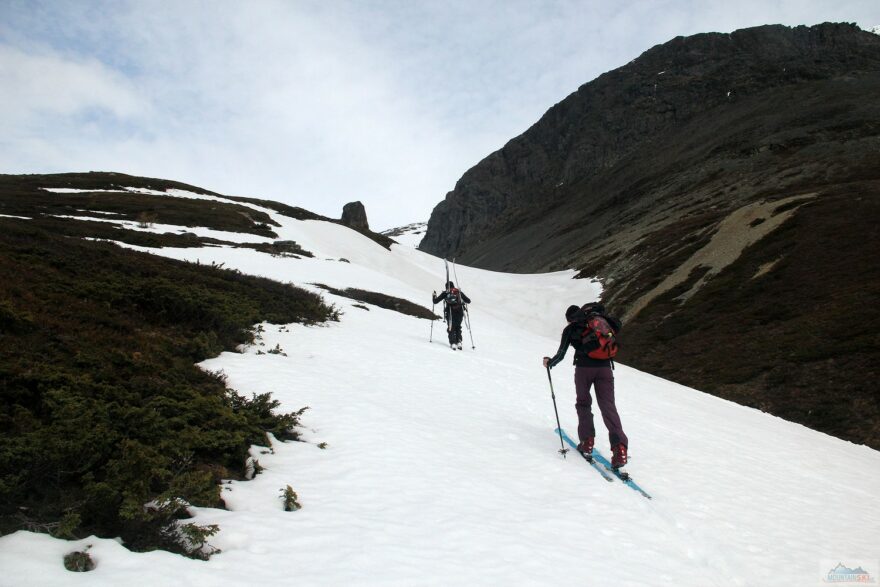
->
[[341, 201, 369, 231]]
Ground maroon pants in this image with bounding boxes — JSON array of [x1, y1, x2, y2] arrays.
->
[[574, 366, 628, 448]]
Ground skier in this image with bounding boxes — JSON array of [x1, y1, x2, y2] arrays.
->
[[433, 281, 471, 350], [543, 304, 629, 468]]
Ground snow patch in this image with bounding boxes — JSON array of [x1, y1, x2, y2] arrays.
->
[[626, 193, 817, 320], [40, 187, 127, 193], [48, 214, 275, 244], [752, 257, 782, 279], [75, 209, 122, 216], [381, 221, 427, 248]]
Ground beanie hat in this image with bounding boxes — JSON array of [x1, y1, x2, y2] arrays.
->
[[565, 305, 580, 321]]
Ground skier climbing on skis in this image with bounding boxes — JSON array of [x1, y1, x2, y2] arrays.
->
[[433, 281, 471, 350], [543, 303, 629, 469]]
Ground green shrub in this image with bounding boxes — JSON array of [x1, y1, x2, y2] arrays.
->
[[239, 240, 314, 258], [280, 485, 301, 511], [175, 522, 221, 559], [0, 299, 34, 333], [0, 219, 336, 556], [312, 284, 439, 320], [63, 546, 95, 572]]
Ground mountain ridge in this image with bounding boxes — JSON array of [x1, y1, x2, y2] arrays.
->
[[419, 22, 880, 449], [421, 23, 880, 263]]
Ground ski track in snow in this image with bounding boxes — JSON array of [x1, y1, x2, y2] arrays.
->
[[1, 192, 878, 586]]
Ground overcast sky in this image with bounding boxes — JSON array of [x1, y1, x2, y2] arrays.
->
[[1, 1, 877, 230]]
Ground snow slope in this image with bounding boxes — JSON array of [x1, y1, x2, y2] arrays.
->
[[381, 222, 427, 248], [1, 193, 878, 587]]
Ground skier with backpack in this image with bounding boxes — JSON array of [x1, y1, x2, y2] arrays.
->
[[542, 303, 629, 469], [433, 281, 471, 350]]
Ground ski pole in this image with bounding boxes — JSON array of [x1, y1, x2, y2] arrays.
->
[[464, 305, 475, 349], [546, 366, 568, 458], [430, 291, 436, 342]]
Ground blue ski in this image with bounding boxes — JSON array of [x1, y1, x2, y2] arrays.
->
[[591, 449, 652, 500], [556, 428, 652, 499], [556, 428, 613, 482]]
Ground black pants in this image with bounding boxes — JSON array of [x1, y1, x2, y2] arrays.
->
[[447, 309, 464, 344]]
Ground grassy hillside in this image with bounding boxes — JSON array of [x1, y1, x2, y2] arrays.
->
[[0, 171, 396, 250], [0, 175, 339, 556], [620, 184, 880, 448], [0, 171, 280, 237]]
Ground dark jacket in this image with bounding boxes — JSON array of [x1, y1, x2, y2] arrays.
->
[[547, 308, 619, 369], [433, 289, 471, 314]]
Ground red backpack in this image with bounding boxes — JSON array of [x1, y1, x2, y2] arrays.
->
[[579, 310, 619, 360]]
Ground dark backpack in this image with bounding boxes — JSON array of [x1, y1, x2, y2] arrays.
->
[[447, 287, 463, 308], [578, 303, 620, 360]]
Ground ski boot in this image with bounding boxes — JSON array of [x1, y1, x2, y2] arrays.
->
[[611, 443, 628, 469], [576, 437, 594, 460]]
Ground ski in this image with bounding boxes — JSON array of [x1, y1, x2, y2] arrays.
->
[[443, 258, 451, 323], [451, 258, 475, 349], [555, 428, 613, 482], [591, 449, 651, 499], [556, 428, 652, 499]]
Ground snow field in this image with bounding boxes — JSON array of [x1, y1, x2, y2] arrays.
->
[[1, 191, 878, 586]]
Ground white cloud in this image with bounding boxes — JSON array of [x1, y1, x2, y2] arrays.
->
[[0, 45, 146, 122], [1, 0, 878, 229]]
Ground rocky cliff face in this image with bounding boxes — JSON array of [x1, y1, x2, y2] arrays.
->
[[422, 23, 880, 265], [420, 23, 880, 448]]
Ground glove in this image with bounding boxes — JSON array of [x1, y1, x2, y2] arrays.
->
[[543, 356, 551, 368]]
